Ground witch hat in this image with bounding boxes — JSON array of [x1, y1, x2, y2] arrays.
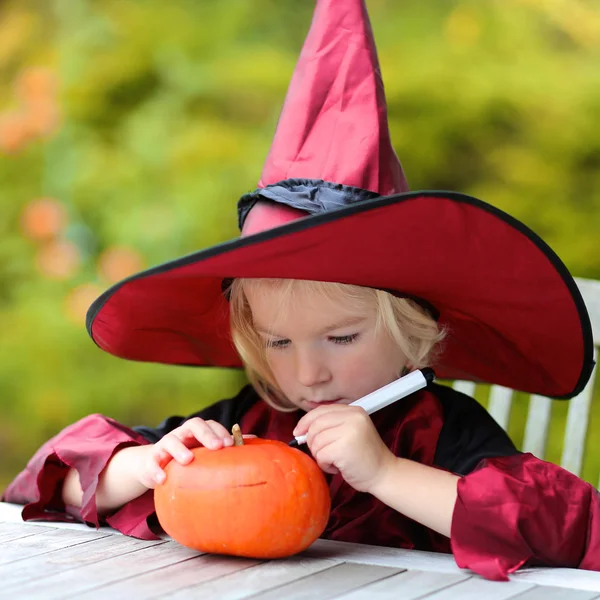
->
[[86, 0, 594, 399]]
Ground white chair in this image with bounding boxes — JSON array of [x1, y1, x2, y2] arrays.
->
[[452, 277, 600, 485]]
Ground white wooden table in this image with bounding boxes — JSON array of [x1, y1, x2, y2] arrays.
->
[[1, 503, 599, 599]]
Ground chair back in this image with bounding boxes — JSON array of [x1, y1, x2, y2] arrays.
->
[[451, 277, 600, 484]]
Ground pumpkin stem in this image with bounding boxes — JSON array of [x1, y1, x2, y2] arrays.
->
[[232, 423, 244, 446]]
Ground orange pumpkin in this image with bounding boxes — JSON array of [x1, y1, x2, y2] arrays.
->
[[154, 432, 331, 559]]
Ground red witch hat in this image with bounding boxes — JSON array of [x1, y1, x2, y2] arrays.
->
[[86, 0, 594, 399]]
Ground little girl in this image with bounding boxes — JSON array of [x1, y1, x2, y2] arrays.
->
[[4, 0, 599, 582], [65, 278, 495, 540]]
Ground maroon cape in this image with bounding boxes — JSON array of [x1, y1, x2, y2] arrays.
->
[[3, 384, 600, 581]]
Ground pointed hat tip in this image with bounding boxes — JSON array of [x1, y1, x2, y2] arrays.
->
[[259, 0, 408, 196]]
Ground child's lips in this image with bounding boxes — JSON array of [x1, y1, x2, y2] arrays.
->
[[305, 398, 344, 409]]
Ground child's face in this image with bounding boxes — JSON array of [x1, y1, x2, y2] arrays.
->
[[245, 283, 407, 412]]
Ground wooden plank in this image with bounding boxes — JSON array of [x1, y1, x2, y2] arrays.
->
[[561, 348, 597, 477], [302, 539, 463, 574], [510, 585, 600, 599], [487, 385, 513, 430], [452, 381, 477, 397], [512, 568, 600, 593], [416, 576, 535, 599], [4, 540, 202, 599], [1, 521, 597, 596], [0, 502, 122, 534], [165, 557, 342, 600], [575, 277, 600, 345], [75, 554, 262, 599], [304, 539, 600, 592], [0, 502, 28, 523], [0, 533, 164, 591], [0, 528, 113, 566], [522, 394, 552, 459], [248, 563, 401, 600], [334, 569, 471, 599], [0, 522, 47, 543]]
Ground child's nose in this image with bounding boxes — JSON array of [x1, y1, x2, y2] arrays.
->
[[295, 349, 331, 387]]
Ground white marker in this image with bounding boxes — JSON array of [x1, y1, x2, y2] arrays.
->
[[289, 368, 436, 447]]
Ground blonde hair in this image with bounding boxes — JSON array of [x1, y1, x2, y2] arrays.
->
[[228, 278, 446, 411]]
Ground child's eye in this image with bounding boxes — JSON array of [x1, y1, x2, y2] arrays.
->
[[266, 338, 290, 349], [329, 333, 359, 345]]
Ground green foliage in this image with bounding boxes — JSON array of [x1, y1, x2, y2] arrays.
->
[[1, 0, 599, 489]]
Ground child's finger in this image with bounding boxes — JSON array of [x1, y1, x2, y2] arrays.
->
[[142, 452, 168, 487], [148, 446, 173, 473], [311, 441, 340, 475], [177, 418, 228, 450], [319, 464, 340, 476], [157, 435, 195, 464], [297, 409, 349, 442], [152, 469, 166, 486], [307, 424, 342, 457], [142, 467, 164, 488], [204, 419, 234, 442], [293, 403, 350, 436], [196, 418, 233, 445]]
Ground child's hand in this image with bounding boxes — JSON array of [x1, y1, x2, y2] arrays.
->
[[293, 405, 395, 493], [140, 418, 244, 489]]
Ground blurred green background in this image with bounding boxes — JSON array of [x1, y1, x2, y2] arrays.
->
[[1, 0, 600, 491]]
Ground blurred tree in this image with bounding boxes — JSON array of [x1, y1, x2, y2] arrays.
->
[[1, 0, 599, 488]]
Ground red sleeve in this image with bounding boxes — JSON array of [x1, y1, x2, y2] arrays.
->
[[451, 453, 600, 580], [1, 414, 160, 540]]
